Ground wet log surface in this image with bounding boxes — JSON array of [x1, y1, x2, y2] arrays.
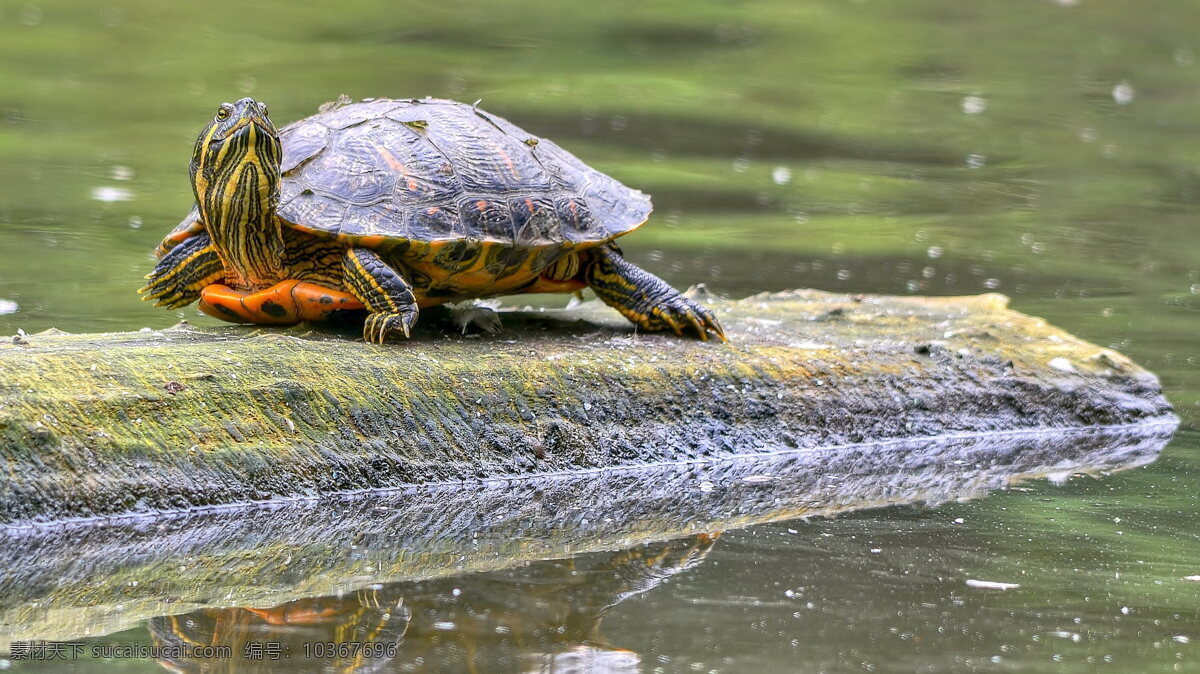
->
[[0, 290, 1177, 526]]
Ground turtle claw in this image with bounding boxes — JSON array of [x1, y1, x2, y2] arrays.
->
[[650, 294, 725, 342], [363, 309, 418, 344]]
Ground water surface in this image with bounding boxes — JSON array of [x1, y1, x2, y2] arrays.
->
[[0, 0, 1198, 670]]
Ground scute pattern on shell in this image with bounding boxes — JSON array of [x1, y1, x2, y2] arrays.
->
[[276, 98, 652, 250]]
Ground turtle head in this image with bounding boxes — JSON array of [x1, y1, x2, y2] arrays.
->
[[190, 98, 281, 211], [189, 98, 287, 291]]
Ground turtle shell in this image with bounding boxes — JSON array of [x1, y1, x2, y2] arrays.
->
[[275, 98, 651, 253]]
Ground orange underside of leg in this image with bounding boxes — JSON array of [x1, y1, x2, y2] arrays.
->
[[198, 281, 365, 325]]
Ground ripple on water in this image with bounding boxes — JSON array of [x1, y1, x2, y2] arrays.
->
[[0, 299, 17, 316]]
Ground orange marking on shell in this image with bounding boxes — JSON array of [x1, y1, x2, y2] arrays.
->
[[525, 199, 535, 214], [245, 605, 342, 626], [427, 206, 440, 215], [476, 200, 488, 212], [495, 144, 519, 179], [199, 281, 363, 325], [356, 235, 386, 248], [376, 145, 419, 192]]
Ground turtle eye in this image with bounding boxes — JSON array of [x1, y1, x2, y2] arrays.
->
[[216, 105, 232, 121]]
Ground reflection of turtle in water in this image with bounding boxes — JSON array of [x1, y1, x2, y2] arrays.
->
[[148, 587, 409, 674], [141, 97, 725, 343], [146, 533, 718, 673]]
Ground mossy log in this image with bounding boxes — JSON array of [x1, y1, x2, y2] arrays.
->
[[0, 290, 1176, 526]]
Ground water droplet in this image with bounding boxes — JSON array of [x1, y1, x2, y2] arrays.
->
[[1112, 81, 1135, 105], [128, 216, 142, 229], [960, 95, 986, 115], [983, 278, 1000, 289], [772, 166, 792, 185], [927, 246, 943, 259], [91, 186, 133, 202], [433, 621, 456, 630]]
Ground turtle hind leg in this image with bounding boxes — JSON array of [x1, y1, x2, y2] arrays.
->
[[138, 232, 225, 309], [583, 245, 726, 342], [342, 248, 419, 344]]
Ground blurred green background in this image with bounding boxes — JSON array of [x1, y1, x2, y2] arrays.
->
[[0, 0, 1198, 671]]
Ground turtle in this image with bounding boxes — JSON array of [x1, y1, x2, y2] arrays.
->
[[140, 96, 725, 344]]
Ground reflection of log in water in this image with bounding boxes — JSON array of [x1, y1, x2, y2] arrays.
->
[[0, 422, 1174, 650], [146, 535, 717, 673]]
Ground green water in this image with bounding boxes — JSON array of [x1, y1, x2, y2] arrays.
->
[[0, 0, 1198, 671]]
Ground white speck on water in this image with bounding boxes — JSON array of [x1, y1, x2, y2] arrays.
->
[[91, 186, 133, 202], [452, 587, 462, 597], [966, 579, 1020, 590], [732, 158, 750, 173], [110, 165, 134, 181], [433, 621, 456, 630], [1079, 127, 1098, 143], [128, 216, 142, 229], [961, 95, 987, 115], [1049, 631, 1082, 642], [0, 299, 16, 316], [772, 166, 792, 185], [870, 548, 882, 554], [1049, 357, 1076, 373], [1112, 81, 1135, 105], [983, 278, 1000, 289], [1121, 606, 1132, 614], [953, 518, 965, 524], [785, 589, 796, 598], [927, 246, 943, 259], [1174, 635, 1191, 644], [1183, 576, 1200, 582], [966, 154, 986, 169]]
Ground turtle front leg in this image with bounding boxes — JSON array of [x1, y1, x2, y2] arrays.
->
[[583, 245, 726, 342], [342, 248, 419, 344], [138, 233, 225, 309]]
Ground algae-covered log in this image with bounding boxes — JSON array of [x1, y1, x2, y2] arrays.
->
[[0, 290, 1176, 525]]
